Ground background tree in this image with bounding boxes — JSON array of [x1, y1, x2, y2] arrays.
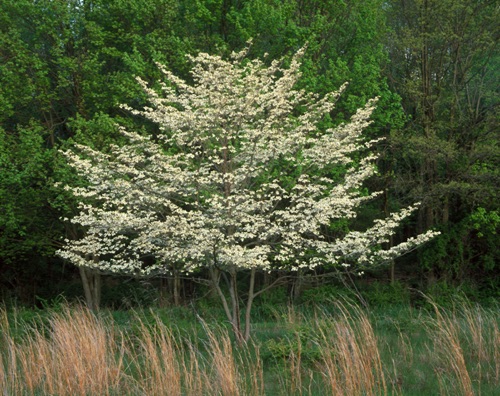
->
[[0, 123, 65, 303], [384, 0, 499, 286], [0, 0, 185, 305]]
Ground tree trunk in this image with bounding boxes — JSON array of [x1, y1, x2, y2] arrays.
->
[[79, 266, 101, 311], [173, 271, 181, 306], [159, 277, 169, 307], [228, 269, 243, 344], [168, 271, 182, 306], [291, 270, 304, 303], [209, 268, 239, 338], [243, 268, 257, 342]]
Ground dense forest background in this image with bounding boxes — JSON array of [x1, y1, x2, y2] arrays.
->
[[1, 0, 498, 308]]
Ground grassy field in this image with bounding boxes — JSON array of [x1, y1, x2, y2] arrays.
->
[[0, 299, 498, 395]]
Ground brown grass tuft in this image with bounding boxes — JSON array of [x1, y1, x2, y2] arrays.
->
[[428, 300, 474, 396], [316, 301, 387, 396], [134, 315, 182, 396], [0, 305, 125, 395]]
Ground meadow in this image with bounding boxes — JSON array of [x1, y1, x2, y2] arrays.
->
[[1, 297, 498, 395]]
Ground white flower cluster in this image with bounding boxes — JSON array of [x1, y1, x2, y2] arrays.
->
[[58, 46, 438, 276]]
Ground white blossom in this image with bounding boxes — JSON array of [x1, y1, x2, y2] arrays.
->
[[58, 46, 438, 276]]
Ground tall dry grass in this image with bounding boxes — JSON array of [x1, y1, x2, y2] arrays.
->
[[0, 306, 124, 395], [131, 314, 265, 395], [0, 307, 122, 395], [1, 300, 498, 395], [267, 302, 388, 395], [427, 300, 500, 396], [134, 316, 183, 395], [0, 306, 264, 396], [315, 302, 387, 396]]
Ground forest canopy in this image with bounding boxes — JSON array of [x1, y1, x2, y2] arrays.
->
[[0, 0, 498, 307]]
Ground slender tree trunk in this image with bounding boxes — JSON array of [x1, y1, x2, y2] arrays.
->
[[291, 269, 304, 303], [210, 267, 259, 344], [228, 269, 243, 344], [244, 268, 257, 342], [171, 271, 181, 306], [421, 0, 436, 232], [442, 194, 449, 224], [79, 266, 101, 311], [209, 267, 242, 341], [159, 277, 169, 307], [210, 268, 231, 318]]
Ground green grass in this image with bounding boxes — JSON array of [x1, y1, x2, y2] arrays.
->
[[1, 300, 498, 395]]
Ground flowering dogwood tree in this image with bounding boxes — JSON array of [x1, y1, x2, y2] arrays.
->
[[58, 45, 438, 342]]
